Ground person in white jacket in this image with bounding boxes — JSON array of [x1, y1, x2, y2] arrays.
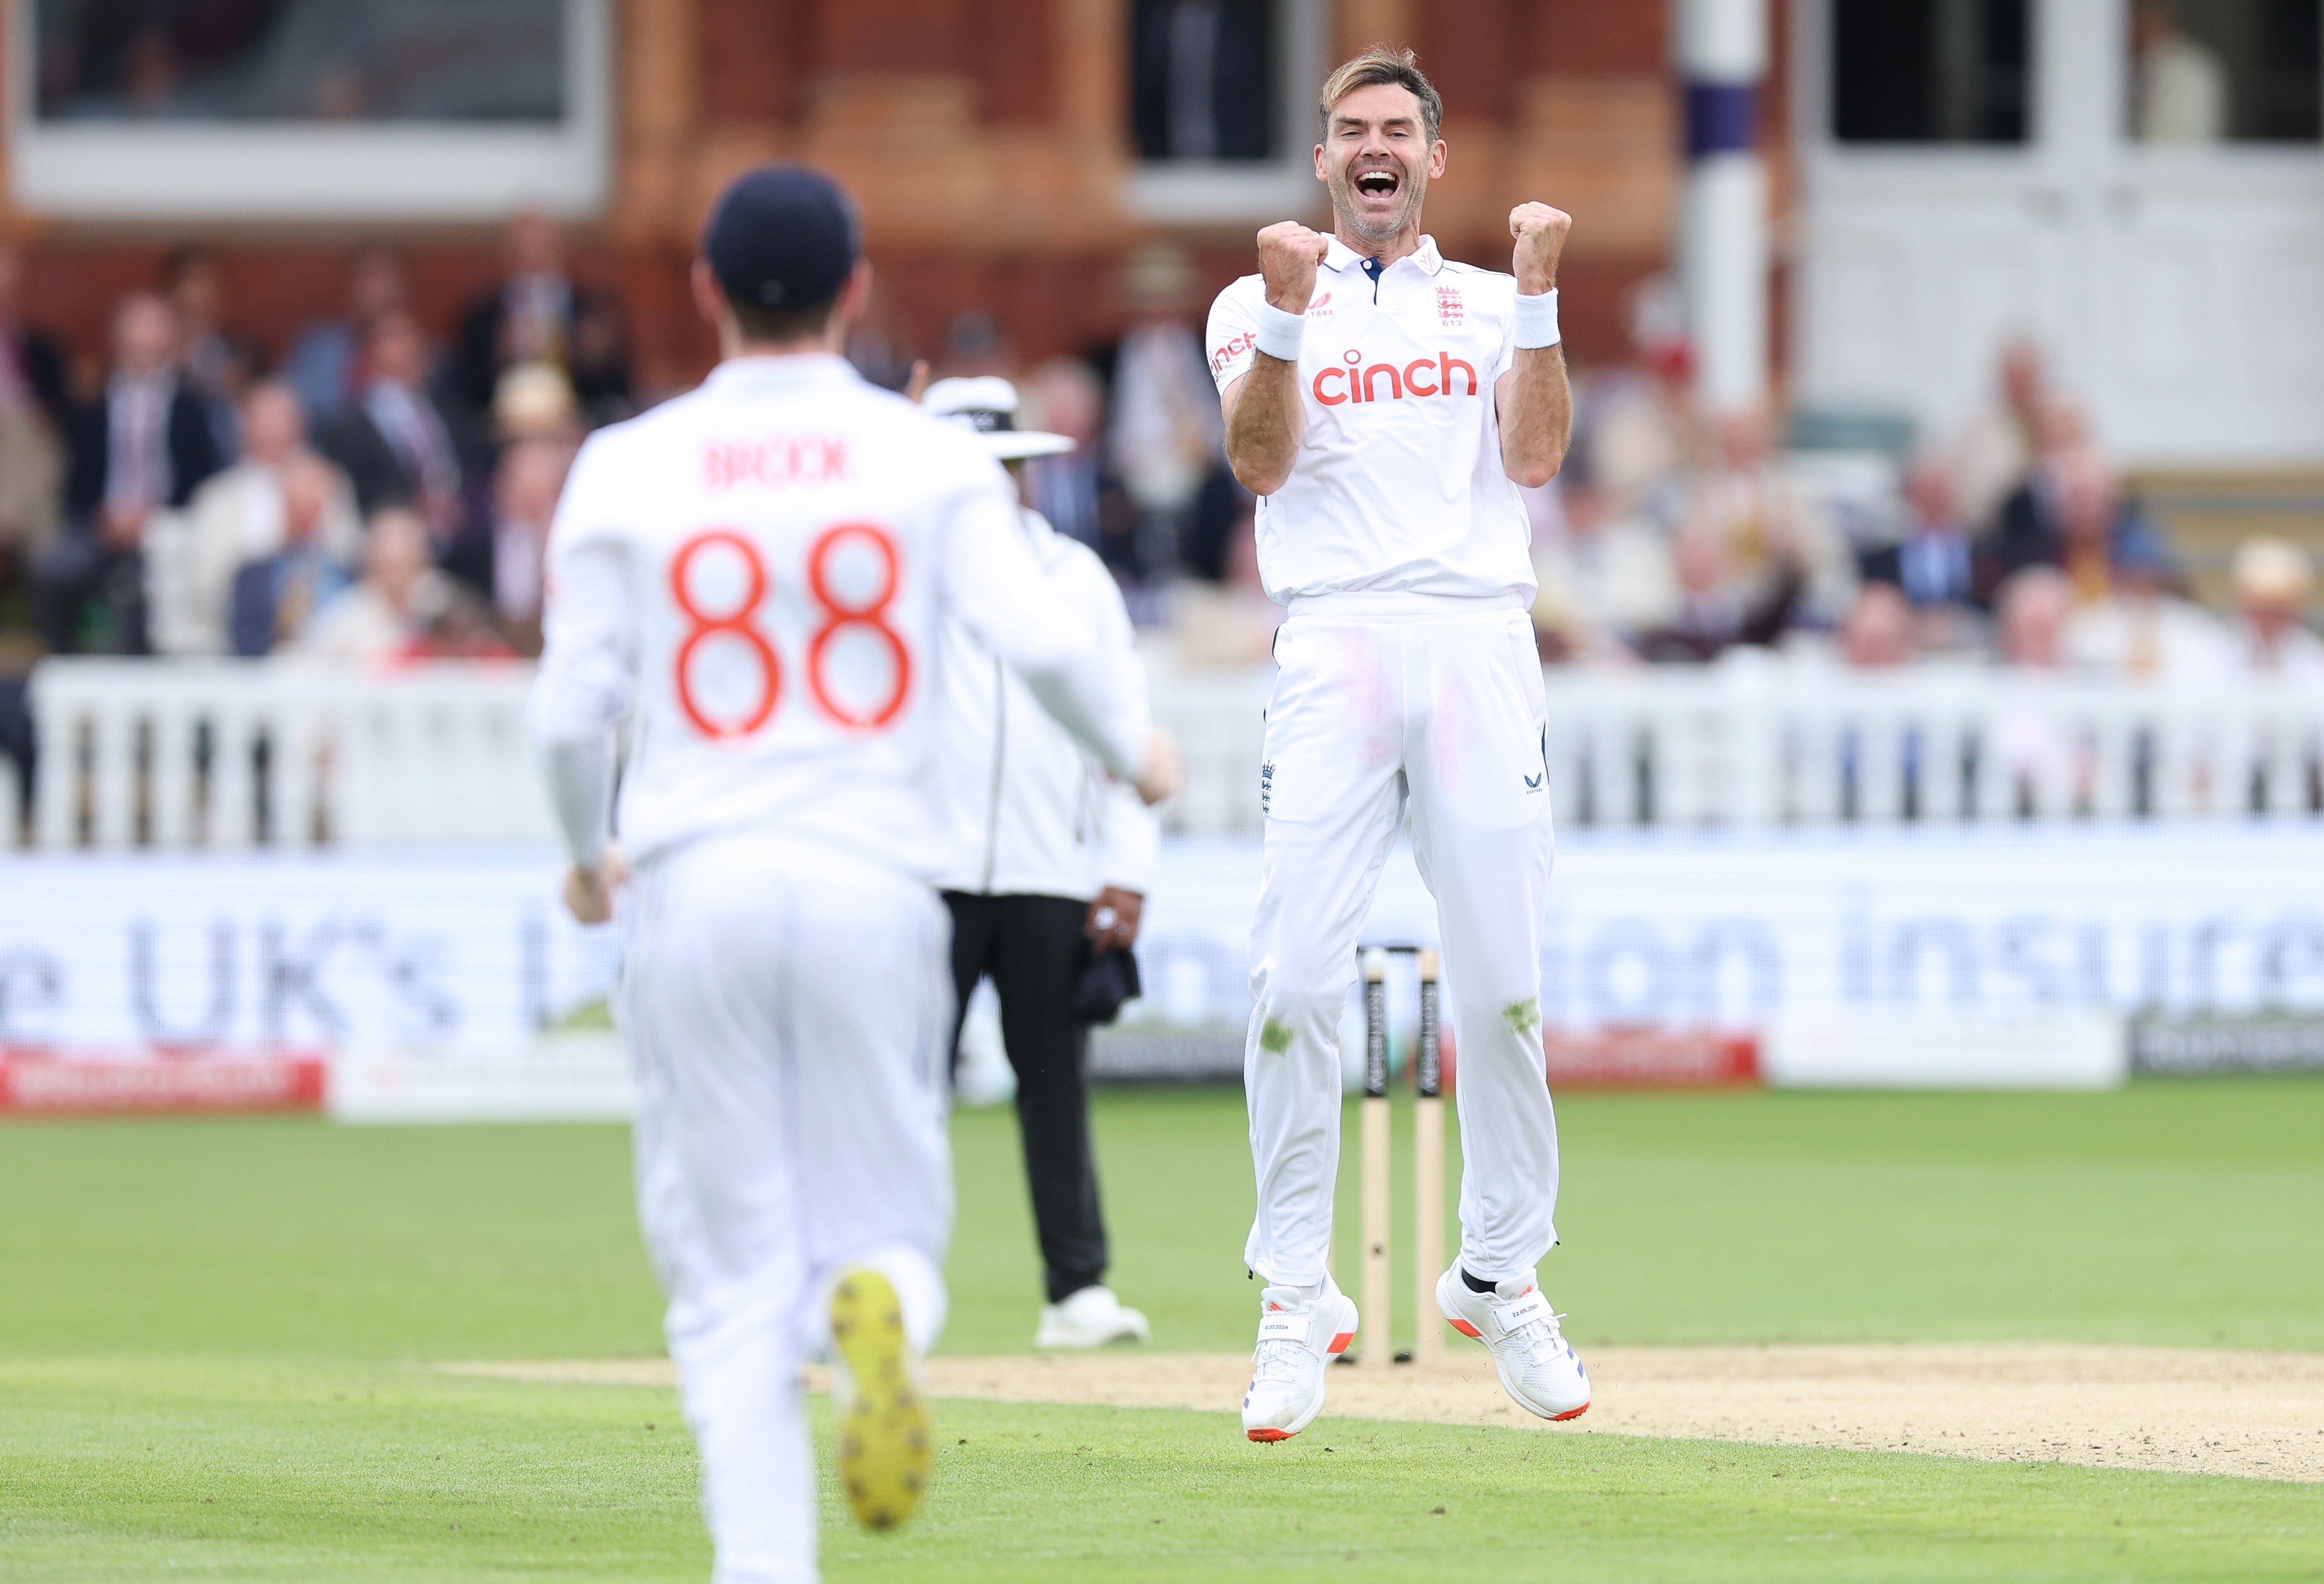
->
[[925, 376, 1161, 1351]]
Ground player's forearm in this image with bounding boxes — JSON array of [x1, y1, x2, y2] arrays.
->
[[1224, 360, 1303, 496], [537, 732, 615, 871], [1500, 346, 1572, 489], [1018, 661, 1147, 786], [528, 537, 637, 872]]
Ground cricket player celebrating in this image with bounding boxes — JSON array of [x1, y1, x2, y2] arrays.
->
[[532, 165, 1177, 1581], [1208, 48, 1589, 1440]]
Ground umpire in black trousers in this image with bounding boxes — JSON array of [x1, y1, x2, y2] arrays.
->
[[929, 376, 1157, 1350]]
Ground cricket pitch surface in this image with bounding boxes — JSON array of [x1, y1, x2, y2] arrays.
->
[[445, 1342, 2324, 1483]]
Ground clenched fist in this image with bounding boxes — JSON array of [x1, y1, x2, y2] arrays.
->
[[1509, 202, 1573, 295], [1257, 221, 1330, 315]]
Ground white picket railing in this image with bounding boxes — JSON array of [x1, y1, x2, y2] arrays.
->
[[21, 659, 554, 851], [10, 654, 2322, 851], [1536, 655, 2322, 828]]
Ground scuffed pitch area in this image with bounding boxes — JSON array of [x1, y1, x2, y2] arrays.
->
[[443, 1342, 2324, 1483]]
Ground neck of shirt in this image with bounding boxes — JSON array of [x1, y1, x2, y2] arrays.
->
[[1331, 223, 1427, 272]]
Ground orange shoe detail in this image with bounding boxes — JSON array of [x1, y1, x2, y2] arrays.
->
[[1550, 1402, 1589, 1421], [1448, 1317, 1482, 1338], [1326, 1329, 1355, 1354], [1247, 1427, 1295, 1442]]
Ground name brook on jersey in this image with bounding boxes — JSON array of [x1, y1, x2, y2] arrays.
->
[[705, 435, 852, 492]]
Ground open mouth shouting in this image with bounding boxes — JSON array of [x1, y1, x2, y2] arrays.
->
[[1338, 158, 1418, 240]]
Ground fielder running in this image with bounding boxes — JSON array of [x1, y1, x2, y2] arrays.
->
[[1209, 48, 1590, 1440], [531, 165, 1177, 1583]]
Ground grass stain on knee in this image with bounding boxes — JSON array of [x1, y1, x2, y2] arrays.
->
[[1502, 997, 1542, 1036], [1258, 1017, 1294, 1055]]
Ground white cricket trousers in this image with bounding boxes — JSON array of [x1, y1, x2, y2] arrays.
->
[[620, 832, 956, 1584], [1244, 598, 1559, 1289]]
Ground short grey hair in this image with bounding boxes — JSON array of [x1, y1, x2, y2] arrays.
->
[[1318, 47, 1444, 144]]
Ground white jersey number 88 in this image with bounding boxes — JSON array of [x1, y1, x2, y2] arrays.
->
[[669, 522, 911, 738]]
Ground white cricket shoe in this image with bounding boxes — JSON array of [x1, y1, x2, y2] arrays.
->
[[1035, 1285, 1151, 1349], [1240, 1274, 1359, 1443], [1435, 1265, 1590, 1421]]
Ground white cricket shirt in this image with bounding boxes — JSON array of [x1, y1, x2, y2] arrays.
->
[[530, 354, 1146, 879], [934, 506, 1159, 902], [1206, 234, 1533, 606]]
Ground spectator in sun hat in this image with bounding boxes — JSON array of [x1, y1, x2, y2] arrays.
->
[[2226, 537, 2324, 683], [924, 372, 1159, 1354], [455, 211, 631, 424]]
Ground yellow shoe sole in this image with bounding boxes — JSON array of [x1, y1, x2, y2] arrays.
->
[[829, 1268, 930, 1531]]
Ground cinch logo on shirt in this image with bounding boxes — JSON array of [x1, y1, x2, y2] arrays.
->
[[1311, 348, 1481, 407], [1211, 331, 1256, 375]]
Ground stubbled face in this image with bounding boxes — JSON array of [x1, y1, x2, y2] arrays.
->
[[1318, 82, 1443, 245]]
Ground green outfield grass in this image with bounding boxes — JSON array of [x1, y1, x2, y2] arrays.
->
[[8, 1078, 2322, 1362], [6, 1359, 2317, 1583], [3, 1078, 2322, 1580]]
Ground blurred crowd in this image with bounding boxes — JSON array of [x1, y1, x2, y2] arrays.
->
[[857, 246, 2322, 687], [0, 212, 628, 665], [1531, 329, 2323, 688], [843, 242, 1267, 650], [2, 229, 2315, 689]]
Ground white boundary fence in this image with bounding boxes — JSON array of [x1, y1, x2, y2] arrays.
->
[[20, 660, 552, 850], [10, 654, 2323, 851]]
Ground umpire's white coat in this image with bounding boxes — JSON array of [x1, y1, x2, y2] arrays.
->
[[935, 507, 1159, 901]]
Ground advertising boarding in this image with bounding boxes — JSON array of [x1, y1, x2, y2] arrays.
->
[[4, 824, 2323, 1112]]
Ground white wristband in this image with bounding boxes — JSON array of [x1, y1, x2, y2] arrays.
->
[[1255, 302, 1306, 363], [1512, 288, 1561, 350]]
